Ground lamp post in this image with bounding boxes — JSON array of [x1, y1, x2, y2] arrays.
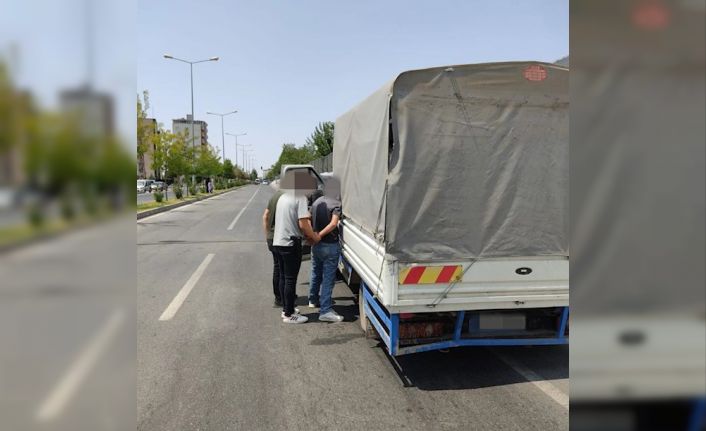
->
[[225, 132, 247, 169], [206, 110, 237, 161], [240, 145, 253, 174], [244, 150, 254, 178], [163, 54, 218, 191]]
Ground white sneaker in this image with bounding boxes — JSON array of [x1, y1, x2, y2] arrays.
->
[[282, 314, 308, 324], [319, 311, 344, 323], [308, 302, 319, 308], [280, 308, 300, 318]]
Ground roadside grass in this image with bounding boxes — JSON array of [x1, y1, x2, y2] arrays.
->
[[135, 185, 243, 213], [0, 219, 69, 248], [136, 196, 197, 211], [0, 208, 121, 249]]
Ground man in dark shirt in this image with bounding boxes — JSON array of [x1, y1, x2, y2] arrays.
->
[[309, 177, 344, 322], [262, 190, 283, 306]]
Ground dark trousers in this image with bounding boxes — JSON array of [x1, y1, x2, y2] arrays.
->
[[267, 239, 281, 302], [274, 242, 302, 316]]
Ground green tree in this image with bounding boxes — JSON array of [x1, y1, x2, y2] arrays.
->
[[195, 144, 222, 179], [268, 142, 317, 180], [150, 126, 169, 181], [165, 131, 192, 181], [136, 91, 152, 177], [250, 169, 257, 180], [222, 159, 235, 179], [305, 121, 334, 157]]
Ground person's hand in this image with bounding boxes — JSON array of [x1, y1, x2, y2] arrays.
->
[[310, 233, 321, 245]]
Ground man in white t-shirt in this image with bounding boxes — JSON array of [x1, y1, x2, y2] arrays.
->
[[273, 171, 320, 323]]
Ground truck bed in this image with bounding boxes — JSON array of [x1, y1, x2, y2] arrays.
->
[[340, 220, 569, 314]]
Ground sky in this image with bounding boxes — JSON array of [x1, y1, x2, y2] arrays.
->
[[138, 0, 568, 172], [1, 0, 135, 141]]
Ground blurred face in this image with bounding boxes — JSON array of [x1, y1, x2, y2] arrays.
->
[[323, 176, 341, 200], [280, 170, 317, 196]]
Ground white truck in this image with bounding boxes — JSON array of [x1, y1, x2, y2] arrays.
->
[[333, 62, 569, 355]]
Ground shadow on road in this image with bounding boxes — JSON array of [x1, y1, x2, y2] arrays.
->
[[387, 345, 568, 391]]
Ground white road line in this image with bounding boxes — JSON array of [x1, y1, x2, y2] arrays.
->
[[36, 309, 126, 422], [492, 349, 569, 409], [159, 253, 215, 321], [227, 187, 259, 231]]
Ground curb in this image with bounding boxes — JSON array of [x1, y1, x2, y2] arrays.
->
[[136, 186, 245, 220]]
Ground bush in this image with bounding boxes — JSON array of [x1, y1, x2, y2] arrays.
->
[[174, 183, 183, 199], [60, 196, 75, 221], [189, 184, 198, 196], [28, 204, 45, 227], [154, 191, 164, 203]]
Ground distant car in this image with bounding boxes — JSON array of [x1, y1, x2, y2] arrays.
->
[[262, 180, 269, 185], [0, 187, 17, 210], [151, 181, 165, 192], [137, 179, 155, 193]]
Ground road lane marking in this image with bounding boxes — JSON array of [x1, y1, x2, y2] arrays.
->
[[36, 308, 126, 422], [159, 253, 215, 321], [159, 253, 215, 320], [492, 349, 569, 409], [227, 187, 259, 231]]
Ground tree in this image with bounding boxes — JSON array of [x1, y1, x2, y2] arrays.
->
[[250, 169, 257, 180], [165, 131, 192, 181], [305, 121, 334, 157], [150, 126, 169, 181], [136, 91, 152, 178], [222, 159, 235, 179], [268, 142, 317, 180], [195, 144, 222, 180]]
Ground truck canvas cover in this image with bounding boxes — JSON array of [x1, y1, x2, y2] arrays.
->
[[333, 62, 569, 261]]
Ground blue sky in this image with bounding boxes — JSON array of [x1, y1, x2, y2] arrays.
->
[[1, 0, 135, 141], [139, 1, 569, 170]]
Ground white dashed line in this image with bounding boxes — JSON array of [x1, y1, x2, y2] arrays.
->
[[159, 253, 215, 321], [36, 308, 126, 422], [227, 187, 259, 231], [492, 349, 569, 409]]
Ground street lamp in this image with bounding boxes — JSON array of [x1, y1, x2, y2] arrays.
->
[[240, 145, 253, 173], [244, 149, 255, 175], [225, 132, 247, 168], [163, 54, 218, 191], [206, 110, 237, 161]]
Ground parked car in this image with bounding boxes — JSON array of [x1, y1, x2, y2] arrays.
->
[[137, 179, 155, 193], [262, 180, 269, 185], [150, 181, 166, 192]]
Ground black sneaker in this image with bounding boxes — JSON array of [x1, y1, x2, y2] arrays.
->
[[274, 299, 283, 307]]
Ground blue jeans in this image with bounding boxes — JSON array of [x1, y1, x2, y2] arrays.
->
[[309, 241, 340, 315]]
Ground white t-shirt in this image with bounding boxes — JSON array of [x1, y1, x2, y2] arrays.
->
[[273, 192, 310, 246]]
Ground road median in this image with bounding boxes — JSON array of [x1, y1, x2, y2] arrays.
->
[[136, 186, 245, 220]]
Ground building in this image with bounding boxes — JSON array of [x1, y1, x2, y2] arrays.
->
[[137, 117, 158, 179], [172, 115, 208, 148], [60, 85, 115, 137]]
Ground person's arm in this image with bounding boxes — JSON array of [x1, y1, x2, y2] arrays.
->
[[298, 217, 320, 244], [262, 208, 270, 237], [317, 213, 340, 238]]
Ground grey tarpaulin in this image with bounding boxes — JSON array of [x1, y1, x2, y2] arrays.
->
[[333, 62, 568, 262]]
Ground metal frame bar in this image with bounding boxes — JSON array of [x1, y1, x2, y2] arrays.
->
[[688, 397, 706, 431], [557, 306, 569, 338], [359, 280, 569, 357]]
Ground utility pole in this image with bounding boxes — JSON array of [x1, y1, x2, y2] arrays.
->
[[207, 110, 237, 161]]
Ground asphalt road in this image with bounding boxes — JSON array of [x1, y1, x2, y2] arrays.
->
[[0, 216, 136, 430], [137, 185, 569, 431]]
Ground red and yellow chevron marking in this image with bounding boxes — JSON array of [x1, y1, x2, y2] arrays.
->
[[398, 265, 463, 285]]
